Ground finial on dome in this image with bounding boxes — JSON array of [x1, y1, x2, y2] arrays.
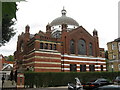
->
[[61, 6, 67, 16]]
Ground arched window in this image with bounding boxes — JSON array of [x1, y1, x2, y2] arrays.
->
[[80, 64, 86, 72], [78, 39, 86, 55], [50, 44, 52, 50], [89, 43, 93, 56], [53, 44, 56, 50], [101, 65, 103, 71], [89, 65, 95, 72], [70, 40, 75, 54], [40, 43, 43, 49], [70, 64, 77, 72], [44, 43, 48, 49]]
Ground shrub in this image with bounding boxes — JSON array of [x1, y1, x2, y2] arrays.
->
[[24, 71, 120, 88]]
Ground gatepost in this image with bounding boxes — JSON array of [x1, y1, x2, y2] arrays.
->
[[17, 73, 24, 88]]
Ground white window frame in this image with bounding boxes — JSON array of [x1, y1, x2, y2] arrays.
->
[[113, 55, 116, 60]]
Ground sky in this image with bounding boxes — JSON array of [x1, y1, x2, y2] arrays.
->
[[0, 0, 119, 56]]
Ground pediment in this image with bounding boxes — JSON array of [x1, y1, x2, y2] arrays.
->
[[68, 26, 93, 39]]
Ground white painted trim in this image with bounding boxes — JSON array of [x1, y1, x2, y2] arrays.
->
[[63, 68, 70, 70], [103, 65, 106, 67], [77, 68, 80, 70], [61, 59, 106, 64], [23, 61, 61, 65], [61, 54, 105, 60], [61, 64, 69, 66], [103, 69, 106, 70], [23, 56, 61, 61], [86, 69, 89, 70], [95, 65, 101, 67], [36, 50, 61, 55], [35, 40, 61, 45], [34, 61, 61, 65], [34, 67, 61, 69], [86, 65, 89, 67], [24, 49, 61, 57], [95, 69, 101, 70]]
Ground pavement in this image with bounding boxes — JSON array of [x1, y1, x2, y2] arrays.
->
[[25, 86, 67, 90], [0, 86, 68, 90], [0, 80, 68, 90]]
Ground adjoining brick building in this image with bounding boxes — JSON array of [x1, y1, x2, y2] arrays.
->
[[14, 8, 106, 72]]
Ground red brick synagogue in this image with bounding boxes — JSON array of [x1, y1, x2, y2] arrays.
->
[[14, 8, 106, 72]]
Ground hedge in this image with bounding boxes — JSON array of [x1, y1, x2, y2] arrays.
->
[[24, 71, 120, 88]]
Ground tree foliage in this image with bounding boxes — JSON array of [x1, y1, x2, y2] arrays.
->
[[1, 2, 17, 46], [105, 50, 108, 59], [5, 55, 14, 61]]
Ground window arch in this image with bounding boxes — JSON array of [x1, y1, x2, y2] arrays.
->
[[78, 39, 86, 55], [89, 42, 93, 56], [70, 40, 75, 54]]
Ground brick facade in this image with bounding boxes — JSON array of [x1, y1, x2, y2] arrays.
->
[[14, 9, 106, 72]]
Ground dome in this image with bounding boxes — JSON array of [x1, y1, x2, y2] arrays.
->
[[50, 8, 79, 27]]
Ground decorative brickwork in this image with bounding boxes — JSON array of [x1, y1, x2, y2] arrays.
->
[[14, 8, 106, 72]]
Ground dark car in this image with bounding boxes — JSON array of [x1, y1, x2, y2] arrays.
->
[[93, 85, 120, 90], [83, 78, 110, 90], [114, 76, 120, 84]]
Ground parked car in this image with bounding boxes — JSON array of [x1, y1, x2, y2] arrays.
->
[[83, 78, 110, 90], [68, 77, 83, 90], [93, 85, 120, 90], [113, 76, 120, 84]]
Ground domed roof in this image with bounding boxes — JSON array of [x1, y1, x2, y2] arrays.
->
[[50, 8, 79, 27]]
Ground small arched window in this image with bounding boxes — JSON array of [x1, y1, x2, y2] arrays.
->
[[50, 44, 52, 50], [70, 40, 75, 54], [44, 43, 48, 49], [53, 44, 56, 50], [40, 43, 43, 49], [78, 39, 86, 55], [89, 43, 93, 56], [89, 65, 95, 72]]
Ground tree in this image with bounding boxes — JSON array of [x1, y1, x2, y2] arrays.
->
[[0, 2, 17, 47], [105, 50, 109, 71], [1, 2, 17, 46], [5, 55, 14, 61], [105, 50, 108, 59]]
